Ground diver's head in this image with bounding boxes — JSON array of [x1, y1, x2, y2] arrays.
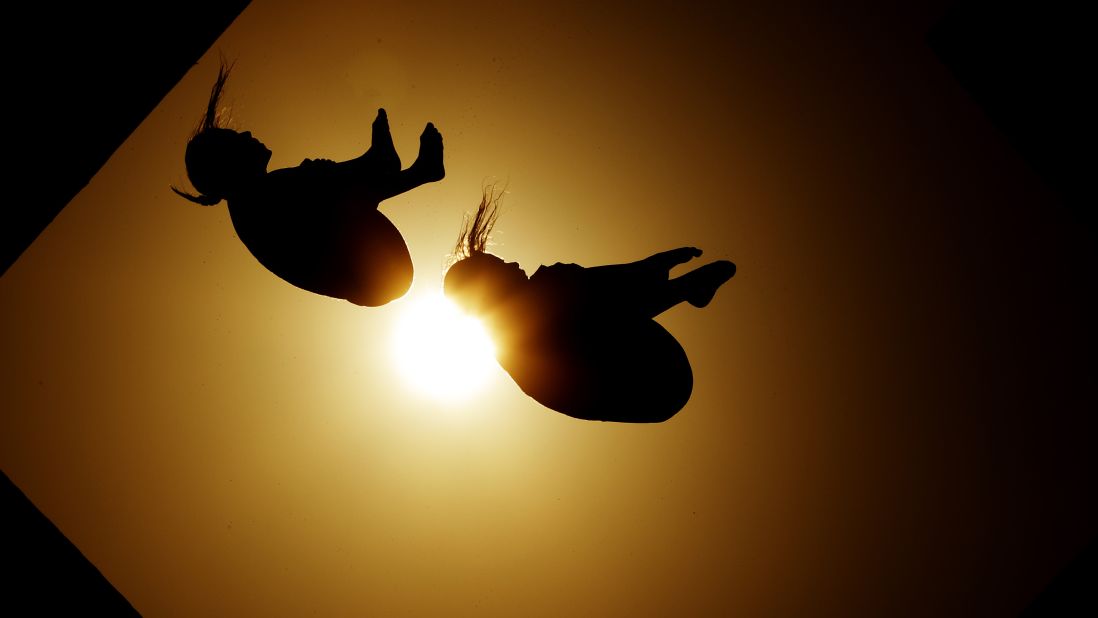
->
[[444, 252, 528, 316], [180, 128, 270, 202], [444, 185, 519, 314], [172, 60, 270, 205]]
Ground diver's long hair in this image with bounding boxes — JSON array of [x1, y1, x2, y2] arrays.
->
[[443, 186, 507, 309], [450, 185, 504, 264], [171, 59, 235, 206]]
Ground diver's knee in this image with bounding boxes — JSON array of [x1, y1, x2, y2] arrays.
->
[[347, 274, 411, 307]]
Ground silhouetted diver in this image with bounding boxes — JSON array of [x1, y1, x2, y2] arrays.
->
[[172, 62, 444, 306], [444, 190, 736, 422]]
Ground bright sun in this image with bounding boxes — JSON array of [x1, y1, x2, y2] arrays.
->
[[391, 292, 498, 401]]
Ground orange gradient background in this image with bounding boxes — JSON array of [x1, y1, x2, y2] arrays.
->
[[2, 1, 1094, 616]]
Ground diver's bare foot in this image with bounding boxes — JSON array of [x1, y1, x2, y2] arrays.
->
[[409, 122, 445, 182], [372, 108, 401, 172], [684, 260, 736, 308]]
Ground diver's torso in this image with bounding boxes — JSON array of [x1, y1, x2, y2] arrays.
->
[[226, 162, 384, 297]]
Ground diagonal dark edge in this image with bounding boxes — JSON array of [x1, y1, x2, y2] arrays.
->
[[2, 1, 252, 276], [3, 469, 137, 614], [927, 0, 1091, 232], [2, 2, 250, 613]]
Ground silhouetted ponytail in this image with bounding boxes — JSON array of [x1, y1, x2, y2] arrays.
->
[[170, 59, 235, 205]]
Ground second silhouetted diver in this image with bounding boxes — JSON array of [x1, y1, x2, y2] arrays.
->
[[444, 190, 736, 422]]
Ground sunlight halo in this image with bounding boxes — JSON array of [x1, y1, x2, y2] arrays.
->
[[390, 292, 497, 402]]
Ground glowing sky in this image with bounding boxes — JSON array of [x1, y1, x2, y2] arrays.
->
[[2, 1, 1095, 615]]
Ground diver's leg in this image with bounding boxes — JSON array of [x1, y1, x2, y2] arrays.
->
[[370, 108, 401, 173], [643, 247, 703, 272], [675, 260, 736, 308], [408, 122, 445, 183], [374, 122, 445, 201], [620, 260, 735, 317], [346, 109, 401, 174], [585, 260, 682, 317], [587, 247, 701, 285]]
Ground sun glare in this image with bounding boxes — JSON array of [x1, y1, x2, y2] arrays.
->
[[391, 292, 498, 401]]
